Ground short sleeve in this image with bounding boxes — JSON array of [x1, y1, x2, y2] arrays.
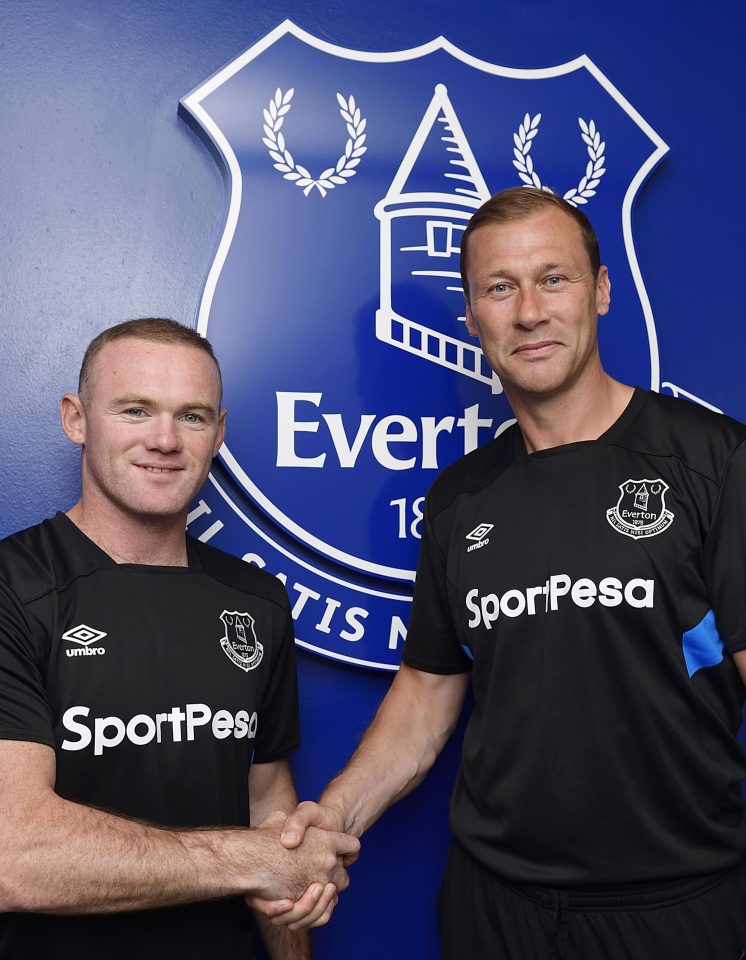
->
[[702, 440, 746, 655], [0, 577, 55, 745], [402, 497, 472, 674], [251, 590, 300, 763]]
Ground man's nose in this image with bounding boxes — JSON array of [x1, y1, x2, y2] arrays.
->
[[515, 287, 545, 329], [146, 416, 182, 452]]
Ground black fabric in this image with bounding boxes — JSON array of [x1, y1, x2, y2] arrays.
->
[[0, 512, 300, 959], [438, 842, 746, 960], [404, 389, 746, 885]]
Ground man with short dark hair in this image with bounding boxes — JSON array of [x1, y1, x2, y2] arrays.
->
[[0, 318, 358, 959], [260, 189, 746, 958]]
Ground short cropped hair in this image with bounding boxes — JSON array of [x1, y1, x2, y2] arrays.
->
[[78, 318, 222, 401], [460, 187, 601, 301]]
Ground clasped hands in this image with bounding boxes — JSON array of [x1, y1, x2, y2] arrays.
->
[[248, 802, 357, 930]]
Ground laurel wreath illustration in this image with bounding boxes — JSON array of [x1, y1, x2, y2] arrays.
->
[[262, 88, 367, 198], [512, 114, 606, 205]]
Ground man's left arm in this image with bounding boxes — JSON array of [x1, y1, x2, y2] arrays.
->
[[733, 650, 746, 688], [249, 761, 336, 958], [700, 441, 746, 693]]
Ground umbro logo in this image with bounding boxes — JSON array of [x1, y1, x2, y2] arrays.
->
[[466, 523, 493, 541], [62, 624, 107, 658], [62, 624, 107, 646], [465, 523, 493, 553]]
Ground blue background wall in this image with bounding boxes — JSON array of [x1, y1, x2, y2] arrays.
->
[[1, 2, 744, 957]]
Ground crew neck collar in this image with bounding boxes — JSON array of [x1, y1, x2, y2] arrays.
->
[[512, 386, 646, 462], [53, 511, 199, 572]]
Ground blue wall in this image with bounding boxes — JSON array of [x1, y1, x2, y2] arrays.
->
[[1, 2, 744, 957]]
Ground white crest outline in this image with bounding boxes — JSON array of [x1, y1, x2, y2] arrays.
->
[[180, 21, 668, 582], [201, 473, 410, 672]]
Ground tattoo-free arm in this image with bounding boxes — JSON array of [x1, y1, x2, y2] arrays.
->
[[249, 761, 338, 957], [296, 664, 469, 840], [253, 665, 469, 928], [0, 740, 358, 914], [734, 649, 746, 688]]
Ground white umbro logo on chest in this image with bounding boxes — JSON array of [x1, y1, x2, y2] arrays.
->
[[62, 624, 108, 658], [465, 523, 493, 553]]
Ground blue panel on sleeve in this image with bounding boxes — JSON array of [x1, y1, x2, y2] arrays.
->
[[682, 609, 724, 677], [461, 644, 474, 661]]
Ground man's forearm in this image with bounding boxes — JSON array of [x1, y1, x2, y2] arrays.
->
[[249, 668, 468, 931], [318, 716, 444, 840], [255, 912, 312, 960], [1, 793, 311, 914], [249, 760, 311, 956], [317, 665, 469, 838]]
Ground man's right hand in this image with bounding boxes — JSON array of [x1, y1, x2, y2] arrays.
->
[[248, 810, 358, 902], [248, 803, 355, 929], [279, 801, 350, 853]]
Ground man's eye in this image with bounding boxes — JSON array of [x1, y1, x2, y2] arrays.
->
[[181, 413, 203, 424], [492, 282, 509, 294], [125, 408, 145, 417], [546, 276, 564, 286]]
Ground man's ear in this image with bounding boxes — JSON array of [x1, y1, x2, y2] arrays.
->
[[465, 301, 479, 338], [60, 394, 87, 446], [596, 266, 611, 317], [214, 409, 227, 457]]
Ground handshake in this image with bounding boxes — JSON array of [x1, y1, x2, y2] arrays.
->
[[249, 801, 356, 930]]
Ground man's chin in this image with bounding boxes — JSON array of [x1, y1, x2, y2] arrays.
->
[[502, 372, 567, 399], [501, 357, 589, 399], [118, 494, 194, 523]]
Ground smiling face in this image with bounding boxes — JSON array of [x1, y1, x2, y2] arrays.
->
[[63, 337, 225, 525], [464, 207, 611, 403]]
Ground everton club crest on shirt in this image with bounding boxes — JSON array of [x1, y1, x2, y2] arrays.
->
[[179, 21, 712, 671], [606, 479, 674, 539], [219, 611, 264, 672]]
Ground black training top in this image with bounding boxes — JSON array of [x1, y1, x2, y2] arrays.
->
[[0, 512, 299, 959], [403, 389, 746, 886]]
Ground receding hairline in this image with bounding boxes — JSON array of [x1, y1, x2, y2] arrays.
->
[[77, 318, 222, 403], [460, 187, 601, 301]]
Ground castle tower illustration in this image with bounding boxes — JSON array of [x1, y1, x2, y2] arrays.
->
[[374, 84, 500, 392]]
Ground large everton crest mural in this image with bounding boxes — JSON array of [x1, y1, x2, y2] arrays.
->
[[180, 21, 714, 671]]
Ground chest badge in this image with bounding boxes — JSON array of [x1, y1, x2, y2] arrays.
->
[[219, 611, 264, 672], [606, 478, 674, 539]]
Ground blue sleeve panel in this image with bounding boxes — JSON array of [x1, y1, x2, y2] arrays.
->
[[682, 609, 724, 677]]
